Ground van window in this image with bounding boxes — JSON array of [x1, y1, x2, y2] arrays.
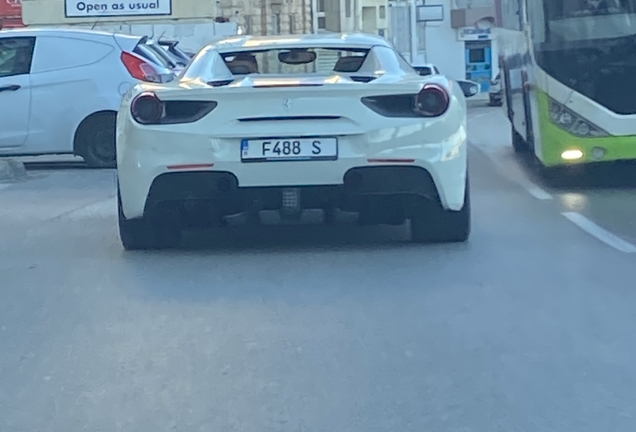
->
[[0, 37, 35, 78]]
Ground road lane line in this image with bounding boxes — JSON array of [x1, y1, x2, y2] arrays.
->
[[523, 182, 553, 200], [562, 212, 636, 254], [0, 184, 11, 191]]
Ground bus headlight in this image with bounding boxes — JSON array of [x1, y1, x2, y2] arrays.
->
[[548, 97, 609, 138], [561, 149, 584, 160]]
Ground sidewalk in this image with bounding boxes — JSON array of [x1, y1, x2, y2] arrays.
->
[[467, 93, 494, 109]]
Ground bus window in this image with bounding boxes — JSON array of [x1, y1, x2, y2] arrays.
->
[[546, 0, 636, 42]]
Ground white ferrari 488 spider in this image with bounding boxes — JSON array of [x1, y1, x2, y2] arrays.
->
[[116, 33, 478, 250]]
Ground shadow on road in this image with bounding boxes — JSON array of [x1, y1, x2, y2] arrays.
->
[[467, 104, 636, 192], [180, 223, 413, 253], [123, 211, 468, 256], [513, 151, 636, 191], [23, 161, 107, 171]]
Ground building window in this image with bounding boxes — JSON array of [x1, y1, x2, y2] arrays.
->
[[317, 0, 326, 30], [345, 0, 352, 17], [289, 14, 295, 34], [318, 15, 326, 29], [272, 13, 281, 34], [244, 15, 252, 35], [379, 5, 386, 19]]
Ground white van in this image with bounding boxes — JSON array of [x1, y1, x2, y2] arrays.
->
[[0, 28, 175, 167]]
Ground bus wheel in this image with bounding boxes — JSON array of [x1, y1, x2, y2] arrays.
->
[[511, 126, 529, 153]]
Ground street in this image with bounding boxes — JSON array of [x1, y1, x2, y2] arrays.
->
[[2, 104, 636, 432]]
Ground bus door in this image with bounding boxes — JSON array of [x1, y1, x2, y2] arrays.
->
[[465, 40, 492, 93]]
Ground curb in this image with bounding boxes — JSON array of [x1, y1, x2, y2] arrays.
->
[[467, 99, 498, 109], [0, 159, 27, 182]]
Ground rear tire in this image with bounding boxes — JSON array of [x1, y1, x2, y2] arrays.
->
[[77, 113, 117, 168], [410, 176, 471, 243], [118, 192, 182, 250]]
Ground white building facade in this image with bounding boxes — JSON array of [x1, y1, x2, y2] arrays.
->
[[20, 0, 314, 48], [387, 0, 499, 92], [320, 0, 389, 36]]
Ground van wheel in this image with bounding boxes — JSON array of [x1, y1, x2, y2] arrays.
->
[[76, 112, 117, 168]]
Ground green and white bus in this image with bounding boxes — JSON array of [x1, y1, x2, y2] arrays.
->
[[495, 0, 636, 168]]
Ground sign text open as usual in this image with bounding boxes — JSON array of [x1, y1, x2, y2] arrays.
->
[[65, 0, 172, 17]]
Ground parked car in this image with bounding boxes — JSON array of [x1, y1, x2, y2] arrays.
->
[[413, 63, 441, 76], [145, 39, 186, 73], [0, 28, 175, 167], [116, 33, 476, 249], [489, 73, 503, 106], [157, 39, 193, 65], [132, 38, 181, 74], [413, 63, 479, 98]]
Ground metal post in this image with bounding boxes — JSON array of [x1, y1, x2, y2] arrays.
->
[[409, 0, 417, 63], [354, 0, 360, 32], [311, 0, 319, 33]]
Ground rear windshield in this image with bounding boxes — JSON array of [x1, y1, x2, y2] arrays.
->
[[220, 48, 370, 75]]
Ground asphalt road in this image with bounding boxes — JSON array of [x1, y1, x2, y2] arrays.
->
[[2, 106, 636, 432]]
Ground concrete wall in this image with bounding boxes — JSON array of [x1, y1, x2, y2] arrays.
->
[[22, 0, 313, 37], [387, 0, 498, 82], [217, 0, 313, 35], [424, 0, 465, 79], [324, 0, 388, 34], [358, 0, 388, 34], [22, 0, 216, 25]]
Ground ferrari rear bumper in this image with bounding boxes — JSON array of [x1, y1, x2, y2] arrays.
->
[[117, 126, 468, 220], [140, 165, 440, 216]]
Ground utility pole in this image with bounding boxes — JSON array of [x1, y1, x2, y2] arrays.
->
[[409, 0, 417, 63]]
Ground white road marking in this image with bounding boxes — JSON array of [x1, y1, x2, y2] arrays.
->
[[0, 184, 12, 191], [562, 212, 636, 254], [522, 182, 553, 200], [469, 143, 553, 200], [468, 108, 555, 202]]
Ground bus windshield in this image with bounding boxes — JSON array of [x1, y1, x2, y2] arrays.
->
[[535, 0, 636, 115], [545, 0, 636, 42]]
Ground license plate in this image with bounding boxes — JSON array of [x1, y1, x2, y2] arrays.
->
[[241, 137, 338, 162]]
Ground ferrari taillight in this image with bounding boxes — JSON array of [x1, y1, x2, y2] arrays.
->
[[361, 84, 451, 118], [131, 92, 164, 124], [414, 84, 449, 117], [130, 92, 218, 125]]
